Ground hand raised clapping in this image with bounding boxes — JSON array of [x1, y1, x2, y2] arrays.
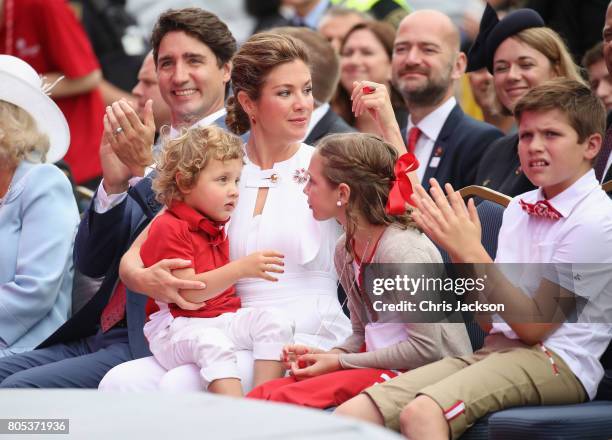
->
[[104, 99, 156, 177]]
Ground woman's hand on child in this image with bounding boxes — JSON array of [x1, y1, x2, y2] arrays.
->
[[290, 353, 341, 380], [239, 250, 285, 281], [281, 344, 323, 368], [411, 179, 486, 263]]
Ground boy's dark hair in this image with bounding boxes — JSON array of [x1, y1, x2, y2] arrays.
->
[[582, 42, 604, 69], [151, 8, 236, 68], [514, 78, 606, 143]]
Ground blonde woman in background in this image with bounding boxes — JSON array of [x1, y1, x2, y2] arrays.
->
[[0, 55, 79, 357]]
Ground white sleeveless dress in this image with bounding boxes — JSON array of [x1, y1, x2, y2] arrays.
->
[[228, 143, 351, 349]]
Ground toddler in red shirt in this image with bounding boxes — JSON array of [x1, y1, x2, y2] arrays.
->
[[141, 125, 293, 396]]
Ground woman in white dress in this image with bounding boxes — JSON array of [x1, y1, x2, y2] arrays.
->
[[99, 33, 351, 392]]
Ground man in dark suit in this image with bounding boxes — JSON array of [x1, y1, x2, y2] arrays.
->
[[392, 10, 502, 191], [598, 1, 612, 184], [0, 8, 238, 388], [276, 26, 355, 146]]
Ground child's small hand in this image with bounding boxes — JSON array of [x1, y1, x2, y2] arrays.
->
[[239, 250, 284, 281], [281, 344, 322, 368], [290, 353, 341, 380]]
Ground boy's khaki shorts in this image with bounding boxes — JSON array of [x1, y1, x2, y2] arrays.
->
[[363, 334, 587, 439]]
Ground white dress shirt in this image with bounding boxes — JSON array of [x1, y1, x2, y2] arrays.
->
[[302, 102, 329, 142], [406, 97, 456, 182], [493, 170, 612, 399]]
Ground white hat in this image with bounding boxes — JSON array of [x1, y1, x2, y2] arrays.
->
[[0, 55, 70, 163]]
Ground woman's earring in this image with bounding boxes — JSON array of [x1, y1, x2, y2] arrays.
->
[[250, 115, 256, 124], [336, 200, 342, 207]]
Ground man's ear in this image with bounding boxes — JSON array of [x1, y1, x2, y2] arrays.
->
[[452, 52, 468, 80], [584, 132, 603, 161], [222, 61, 232, 85]]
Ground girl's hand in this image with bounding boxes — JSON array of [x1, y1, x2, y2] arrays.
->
[[351, 80, 399, 132], [281, 344, 323, 368], [350, 80, 407, 155], [290, 353, 341, 380]]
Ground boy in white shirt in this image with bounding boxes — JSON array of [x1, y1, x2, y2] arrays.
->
[[334, 78, 612, 439]]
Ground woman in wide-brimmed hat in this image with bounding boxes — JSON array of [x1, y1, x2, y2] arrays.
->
[[0, 55, 80, 357]]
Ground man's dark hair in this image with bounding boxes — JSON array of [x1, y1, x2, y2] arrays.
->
[[151, 8, 236, 67]]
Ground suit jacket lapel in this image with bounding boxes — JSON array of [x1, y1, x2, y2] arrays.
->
[[305, 108, 333, 145], [422, 105, 462, 187]]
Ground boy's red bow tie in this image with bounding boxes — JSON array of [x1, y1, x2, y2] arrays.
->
[[519, 199, 563, 220]]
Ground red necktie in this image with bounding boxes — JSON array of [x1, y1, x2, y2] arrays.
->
[[100, 281, 126, 332], [519, 199, 563, 220], [595, 126, 612, 181], [407, 127, 421, 154]]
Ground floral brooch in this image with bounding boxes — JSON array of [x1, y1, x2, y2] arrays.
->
[[293, 168, 308, 185]]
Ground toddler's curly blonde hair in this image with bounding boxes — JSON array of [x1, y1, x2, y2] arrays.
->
[[153, 125, 244, 206]]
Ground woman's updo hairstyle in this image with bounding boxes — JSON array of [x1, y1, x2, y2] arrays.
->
[[226, 32, 309, 135]]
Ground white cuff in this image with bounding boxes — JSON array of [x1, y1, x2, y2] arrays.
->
[[128, 175, 144, 187], [94, 174, 148, 214], [94, 180, 128, 213]]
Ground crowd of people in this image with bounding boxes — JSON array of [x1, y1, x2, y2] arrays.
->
[[0, 1, 611, 439]]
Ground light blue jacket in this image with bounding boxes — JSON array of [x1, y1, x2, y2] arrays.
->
[[0, 161, 79, 356]]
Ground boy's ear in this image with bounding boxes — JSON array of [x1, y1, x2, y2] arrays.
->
[[584, 132, 603, 161], [175, 172, 192, 195]]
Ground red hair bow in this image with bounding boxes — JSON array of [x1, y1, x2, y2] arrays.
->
[[386, 152, 419, 215]]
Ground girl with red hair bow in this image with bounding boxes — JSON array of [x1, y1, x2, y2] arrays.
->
[[247, 132, 472, 409]]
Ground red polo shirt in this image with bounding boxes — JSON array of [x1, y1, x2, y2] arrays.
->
[[0, 0, 103, 183], [141, 201, 241, 319]]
